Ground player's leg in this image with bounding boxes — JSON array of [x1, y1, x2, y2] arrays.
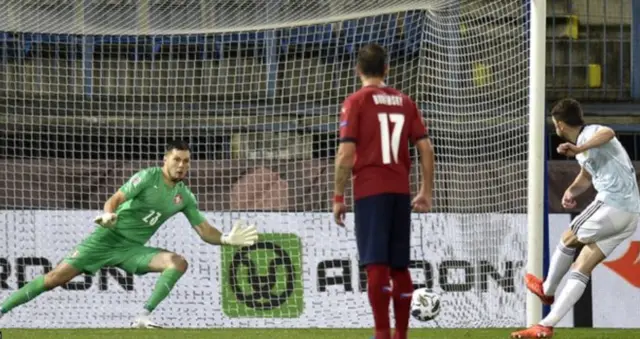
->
[[526, 228, 580, 305], [538, 209, 638, 328], [0, 262, 80, 317], [140, 251, 188, 316], [535, 243, 602, 330], [388, 194, 413, 339], [355, 194, 394, 339], [512, 205, 637, 338], [116, 247, 188, 328], [527, 200, 602, 304], [0, 247, 96, 317]]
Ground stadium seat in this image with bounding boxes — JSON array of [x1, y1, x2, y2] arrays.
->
[[217, 31, 267, 45], [214, 31, 269, 59], [341, 14, 398, 54], [0, 32, 17, 61], [18, 33, 83, 59], [92, 35, 147, 60], [401, 11, 424, 57], [151, 35, 208, 58], [0, 32, 14, 43], [93, 35, 142, 45], [279, 24, 335, 53]]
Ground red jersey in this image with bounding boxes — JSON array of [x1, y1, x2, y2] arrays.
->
[[339, 85, 428, 200]]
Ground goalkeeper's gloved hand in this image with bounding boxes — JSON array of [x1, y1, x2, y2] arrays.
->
[[94, 212, 118, 228], [221, 220, 258, 246]]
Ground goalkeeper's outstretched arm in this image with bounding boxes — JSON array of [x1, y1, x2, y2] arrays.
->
[[193, 221, 258, 247], [104, 191, 126, 213], [183, 192, 258, 247], [193, 222, 224, 244], [95, 191, 127, 227]]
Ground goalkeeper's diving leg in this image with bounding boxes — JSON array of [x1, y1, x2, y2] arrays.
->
[[0, 262, 82, 318], [118, 249, 189, 328]]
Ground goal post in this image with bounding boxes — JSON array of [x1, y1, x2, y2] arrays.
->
[[0, 0, 547, 329], [527, 0, 546, 327]]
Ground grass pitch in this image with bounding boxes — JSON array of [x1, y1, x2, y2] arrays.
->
[[2, 328, 640, 339]]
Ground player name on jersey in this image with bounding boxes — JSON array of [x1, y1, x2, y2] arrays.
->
[[372, 94, 403, 106]]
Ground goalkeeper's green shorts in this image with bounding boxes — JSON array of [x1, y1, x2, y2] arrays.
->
[[63, 231, 163, 276]]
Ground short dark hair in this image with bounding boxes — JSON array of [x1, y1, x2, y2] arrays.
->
[[166, 139, 190, 153], [357, 43, 387, 78], [550, 98, 584, 127]]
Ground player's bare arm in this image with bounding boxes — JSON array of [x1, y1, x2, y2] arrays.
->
[[567, 167, 592, 197], [413, 138, 434, 212], [333, 141, 355, 226], [560, 168, 591, 211], [193, 220, 258, 246], [334, 142, 355, 196]]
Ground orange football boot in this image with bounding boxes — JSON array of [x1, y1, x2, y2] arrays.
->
[[525, 273, 554, 305], [510, 324, 554, 338]]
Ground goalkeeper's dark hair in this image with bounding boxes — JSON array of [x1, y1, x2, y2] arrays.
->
[[166, 139, 191, 153], [551, 98, 585, 127], [357, 43, 387, 78]]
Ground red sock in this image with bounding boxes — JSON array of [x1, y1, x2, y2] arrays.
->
[[390, 268, 413, 339], [367, 264, 392, 339]]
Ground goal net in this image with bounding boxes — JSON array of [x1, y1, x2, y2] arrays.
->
[[0, 0, 530, 329]]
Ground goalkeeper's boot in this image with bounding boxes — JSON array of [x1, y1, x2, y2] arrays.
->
[[524, 273, 554, 305], [510, 324, 554, 338], [131, 315, 162, 328]]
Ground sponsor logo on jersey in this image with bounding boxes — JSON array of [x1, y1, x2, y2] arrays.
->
[[340, 121, 348, 128], [173, 194, 183, 205]]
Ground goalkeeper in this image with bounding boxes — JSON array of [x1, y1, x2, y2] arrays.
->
[[0, 139, 258, 328]]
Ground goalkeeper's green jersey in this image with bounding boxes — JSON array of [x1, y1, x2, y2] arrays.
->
[[93, 166, 206, 245]]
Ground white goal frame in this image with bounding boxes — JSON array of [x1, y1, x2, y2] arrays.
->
[[527, 0, 546, 327]]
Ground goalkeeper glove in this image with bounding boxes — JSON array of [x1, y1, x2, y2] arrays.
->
[[94, 212, 118, 228], [221, 220, 258, 246]]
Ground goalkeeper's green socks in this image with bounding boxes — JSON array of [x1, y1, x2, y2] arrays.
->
[[143, 268, 185, 313], [1, 275, 46, 313]]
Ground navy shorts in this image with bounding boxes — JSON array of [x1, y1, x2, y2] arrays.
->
[[354, 193, 412, 269]]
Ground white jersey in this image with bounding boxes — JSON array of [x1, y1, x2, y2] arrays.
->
[[575, 124, 640, 213]]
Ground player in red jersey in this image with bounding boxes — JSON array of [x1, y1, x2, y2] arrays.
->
[[332, 43, 435, 339]]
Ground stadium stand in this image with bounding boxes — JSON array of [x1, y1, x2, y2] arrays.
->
[[0, 0, 639, 162], [545, 0, 640, 161], [546, 0, 630, 101]]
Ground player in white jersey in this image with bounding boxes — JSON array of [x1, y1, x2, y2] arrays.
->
[[512, 98, 640, 339]]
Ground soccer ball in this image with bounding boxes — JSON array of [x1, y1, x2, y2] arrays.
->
[[410, 288, 441, 321]]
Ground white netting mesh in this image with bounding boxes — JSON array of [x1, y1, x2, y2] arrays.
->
[[2, 0, 458, 34], [0, 0, 529, 329]]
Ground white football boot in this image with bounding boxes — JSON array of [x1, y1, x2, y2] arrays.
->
[[130, 314, 162, 328]]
